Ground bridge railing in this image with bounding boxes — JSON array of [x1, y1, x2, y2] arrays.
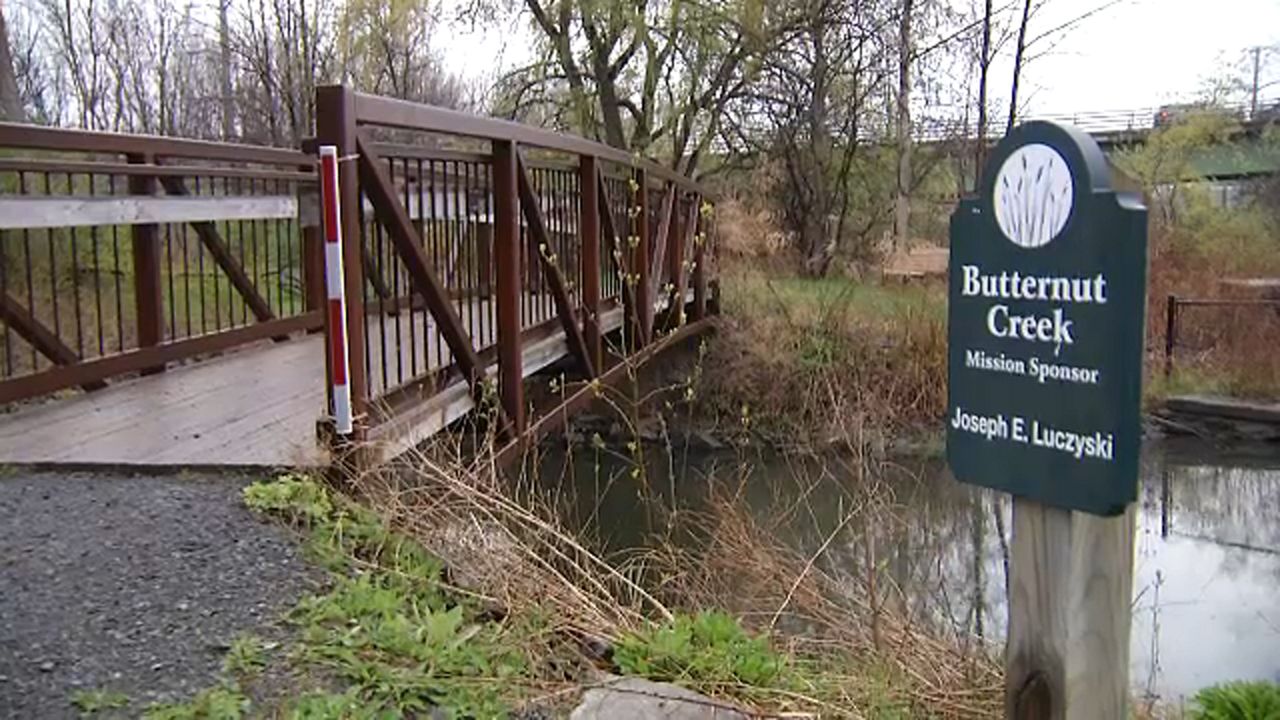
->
[[0, 123, 322, 404], [314, 86, 715, 445]]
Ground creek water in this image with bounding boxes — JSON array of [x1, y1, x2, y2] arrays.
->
[[536, 435, 1280, 702]]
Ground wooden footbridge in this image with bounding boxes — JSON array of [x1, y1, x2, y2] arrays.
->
[[0, 86, 717, 469]]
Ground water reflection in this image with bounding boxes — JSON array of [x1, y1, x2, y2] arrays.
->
[[537, 436, 1280, 701]]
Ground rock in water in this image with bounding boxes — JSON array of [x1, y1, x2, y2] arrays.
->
[[570, 676, 749, 720]]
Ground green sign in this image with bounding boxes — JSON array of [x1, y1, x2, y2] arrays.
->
[[947, 121, 1147, 516]]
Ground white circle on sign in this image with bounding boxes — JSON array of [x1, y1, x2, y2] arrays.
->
[[993, 143, 1073, 248]]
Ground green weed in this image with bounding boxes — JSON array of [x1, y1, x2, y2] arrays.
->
[[69, 688, 129, 715], [221, 634, 267, 677], [239, 475, 533, 716], [614, 611, 791, 689], [1189, 680, 1280, 720], [142, 686, 248, 720], [285, 690, 380, 719], [242, 475, 334, 526]]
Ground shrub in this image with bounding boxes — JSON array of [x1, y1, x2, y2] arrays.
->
[[1189, 680, 1280, 720]]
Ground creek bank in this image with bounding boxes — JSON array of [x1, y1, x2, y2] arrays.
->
[[557, 413, 943, 456]]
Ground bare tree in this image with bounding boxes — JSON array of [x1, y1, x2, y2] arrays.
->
[[893, 0, 914, 251], [0, 6, 23, 120]]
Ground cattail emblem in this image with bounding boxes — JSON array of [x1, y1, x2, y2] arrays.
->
[[993, 143, 1073, 249]]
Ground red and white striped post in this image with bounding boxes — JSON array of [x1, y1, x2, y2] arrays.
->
[[319, 145, 353, 436]]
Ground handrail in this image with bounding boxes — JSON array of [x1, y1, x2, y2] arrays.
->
[[349, 90, 706, 194], [0, 122, 312, 167]]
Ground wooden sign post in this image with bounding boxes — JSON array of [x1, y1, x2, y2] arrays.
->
[[946, 122, 1147, 720]]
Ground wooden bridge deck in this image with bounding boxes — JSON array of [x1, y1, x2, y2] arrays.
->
[[0, 297, 636, 468], [0, 335, 328, 467]]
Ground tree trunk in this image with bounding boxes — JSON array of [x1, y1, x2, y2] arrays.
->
[[975, 0, 993, 189], [804, 14, 835, 276], [894, 0, 914, 253], [0, 7, 25, 122], [1007, 0, 1033, 133]]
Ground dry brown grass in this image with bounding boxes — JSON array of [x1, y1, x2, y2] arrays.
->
[[694, 260, 948, 448], [1146, 225, 1280, 401], [338, 432, 1001, 719]]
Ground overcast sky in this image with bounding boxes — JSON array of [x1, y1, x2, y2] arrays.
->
[[437, 0, 1280, 122]]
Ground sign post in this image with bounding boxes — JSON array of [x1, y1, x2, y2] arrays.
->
[[946, 122, 1147, 720]]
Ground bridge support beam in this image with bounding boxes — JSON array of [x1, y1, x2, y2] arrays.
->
[[578, 155, 603, 372], [493, 140, 524, 436]]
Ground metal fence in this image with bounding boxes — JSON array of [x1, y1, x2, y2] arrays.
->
[[1163, 294, 1280, 380]]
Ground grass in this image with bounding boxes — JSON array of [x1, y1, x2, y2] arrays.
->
[[694, 261, 948, 448], [221, 635, 268, 677], [1188, 680, 1280, 720], [70, 689, 130, 716], [150, 464, 1004, 718]]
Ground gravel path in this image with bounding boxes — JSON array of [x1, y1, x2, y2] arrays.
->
[[0, 470, 321, 719]]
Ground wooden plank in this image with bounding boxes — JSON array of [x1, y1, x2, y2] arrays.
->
[[0, 121, 310, 166], [493, 140, 524, 436], [0, 293, 105, 391], [515, 152, 595, 379], [0, 334, 325, 467], [157, 176, 275, 322], [0, 157, 313, 182], [0, 194, 298, 230], [1006, 498, 1135, 720], [579, 155, 603, 371], [354, 134, 490, 410], [0, 312, 321, 404], [1165, 394, 1280, 424]]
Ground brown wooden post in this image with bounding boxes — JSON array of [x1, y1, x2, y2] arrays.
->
[[315, 85, 367, 435], [633, 168, 651, 347], [578, 155, 603, 371], [302, 224, 325, 314], [475, 223, 493, 298], [692, 202, 708, 321], [493, 139, 524, 435], [127, 153, 164, 375], [1163, 294, 1177, 379]]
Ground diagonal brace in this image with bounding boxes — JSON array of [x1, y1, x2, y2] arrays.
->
[[0, 293, 106, 390], [354, 134, 497, 421], [648, 183, 675, 310], [515, 153, 595, 379], [157, 176, 275, 322], [596, 171, 638, 338]]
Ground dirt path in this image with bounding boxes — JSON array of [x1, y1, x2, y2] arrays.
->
[[0, 470, 320, 719]]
